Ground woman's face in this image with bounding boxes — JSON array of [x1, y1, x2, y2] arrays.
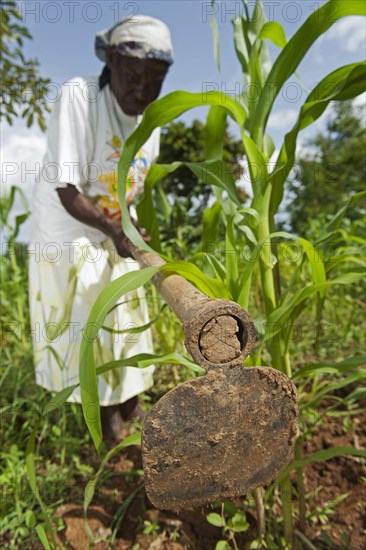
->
[[107, 49, 169, 116]]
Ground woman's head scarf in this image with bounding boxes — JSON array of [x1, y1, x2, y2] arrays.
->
[[95, 15, 174, 66]]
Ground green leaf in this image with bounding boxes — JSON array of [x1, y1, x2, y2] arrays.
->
[[236, 257, 256, 310], [5, 185, 29, 223], [271, 231, 327, 296], [250, 0, 267, 35], [210, 6, 221, 71], [277, 446, 366, 483], [232, 15, 250, 74], [264, 273, 364, 341], [322, 191, 366, 237], [136, 167, 163, 251], [25, 423, 57, 547], [293, 355, 366, 380], [137, 160, 239, 251], [206, 512, 226, 527], [202, 200, 223, 245], [102, 304, 167, 335], [302, 372, 363, 409], [109, 484, 145, 546], [43, 385, 78, 416], [117, 91, 246, 252], [242, 134, 269, 197], [191, 251, 226, 283], [230, 512, 249, 532], [259, 21, 287, 48], [84, 433, 141, 516], [41, 352, 204, 423], [270, 62, 366, 214], [34, 524, 51, 550], [347, 387, 366, 401], [26, 112, 33, 127], [223, 500, 237, 517], [79, 267, 159, 454], [95, 353, 204, 376], [38, 115, 47, 133], [251, 0, 366, 145], [156, 183, 172, 220], [187, 160, 240, 205], [25, 422, 39, 494], [205, 106, 227, 160], [237, 207, 260, 226], [249, 1, 272, 88], [136, 352, 204, 373], [12, 212, 30, 241], [239, 224, 258, 245], [143, 162, 181, 188], [225, 215, 239, 299], [25, 510, 36, 529], [160, 260, 231, 299], [263, 133, 276, 159]]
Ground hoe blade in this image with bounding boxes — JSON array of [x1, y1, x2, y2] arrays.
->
[[142, 366, 298, 511]]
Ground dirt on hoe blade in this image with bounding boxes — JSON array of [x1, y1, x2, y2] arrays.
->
[[142, 366, 299, 511], [131, 246, 298, 510]]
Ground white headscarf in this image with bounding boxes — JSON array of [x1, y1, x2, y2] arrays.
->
[[95, 15, 174, 65]]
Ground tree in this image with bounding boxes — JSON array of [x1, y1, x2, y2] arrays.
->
[[287, 101, 366, 234], [0, 0, 50, 130]]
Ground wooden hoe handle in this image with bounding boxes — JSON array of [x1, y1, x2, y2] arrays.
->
[[128, 242, 256, 370]]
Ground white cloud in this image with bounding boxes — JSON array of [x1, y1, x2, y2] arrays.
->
[[321, 16, 366, 53], [270, 149, 280, 163], [354, 91, 366, 109], [268, 109, 298, 130], [1, 124, 46, 196], [1, 123, 46, 242], [314, 52, 325, 65]]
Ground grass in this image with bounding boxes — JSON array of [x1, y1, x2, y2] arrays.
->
[[0, 220, 364, 548], [1, 3, 365, 547], [0, 238, 204, 548]]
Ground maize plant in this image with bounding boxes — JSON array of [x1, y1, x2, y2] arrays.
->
[[32, 0, 365, 546]]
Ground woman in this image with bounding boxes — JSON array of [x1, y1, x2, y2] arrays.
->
[[28, 16, 173, 439]]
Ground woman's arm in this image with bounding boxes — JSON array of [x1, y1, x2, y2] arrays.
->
[[56, 184, 131, 257]]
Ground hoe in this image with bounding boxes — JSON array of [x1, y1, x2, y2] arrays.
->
[[129, 242, 298, 512]]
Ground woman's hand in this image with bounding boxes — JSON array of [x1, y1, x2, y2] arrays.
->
[[107, 221, 132, 258], [57, 185, 132, 257], [131, 216, 151, 243], [56, 185, 149, 257], [109, 219, 151, 257]]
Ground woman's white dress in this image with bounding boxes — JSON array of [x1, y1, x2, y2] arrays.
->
[[29, 76, 159, 405]]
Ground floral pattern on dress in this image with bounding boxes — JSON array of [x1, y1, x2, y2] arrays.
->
[[95, 135, 150, 220]]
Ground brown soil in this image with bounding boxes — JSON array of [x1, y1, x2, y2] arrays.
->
[[53, 411, 365, 550], [298, 408, 366, 549]]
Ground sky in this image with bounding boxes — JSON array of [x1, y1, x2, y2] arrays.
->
[[1, 0, 366, 240]]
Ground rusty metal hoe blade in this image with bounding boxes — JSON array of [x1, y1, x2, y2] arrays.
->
[[142, 305, 298, 511], [127, 243, 298, 511]]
